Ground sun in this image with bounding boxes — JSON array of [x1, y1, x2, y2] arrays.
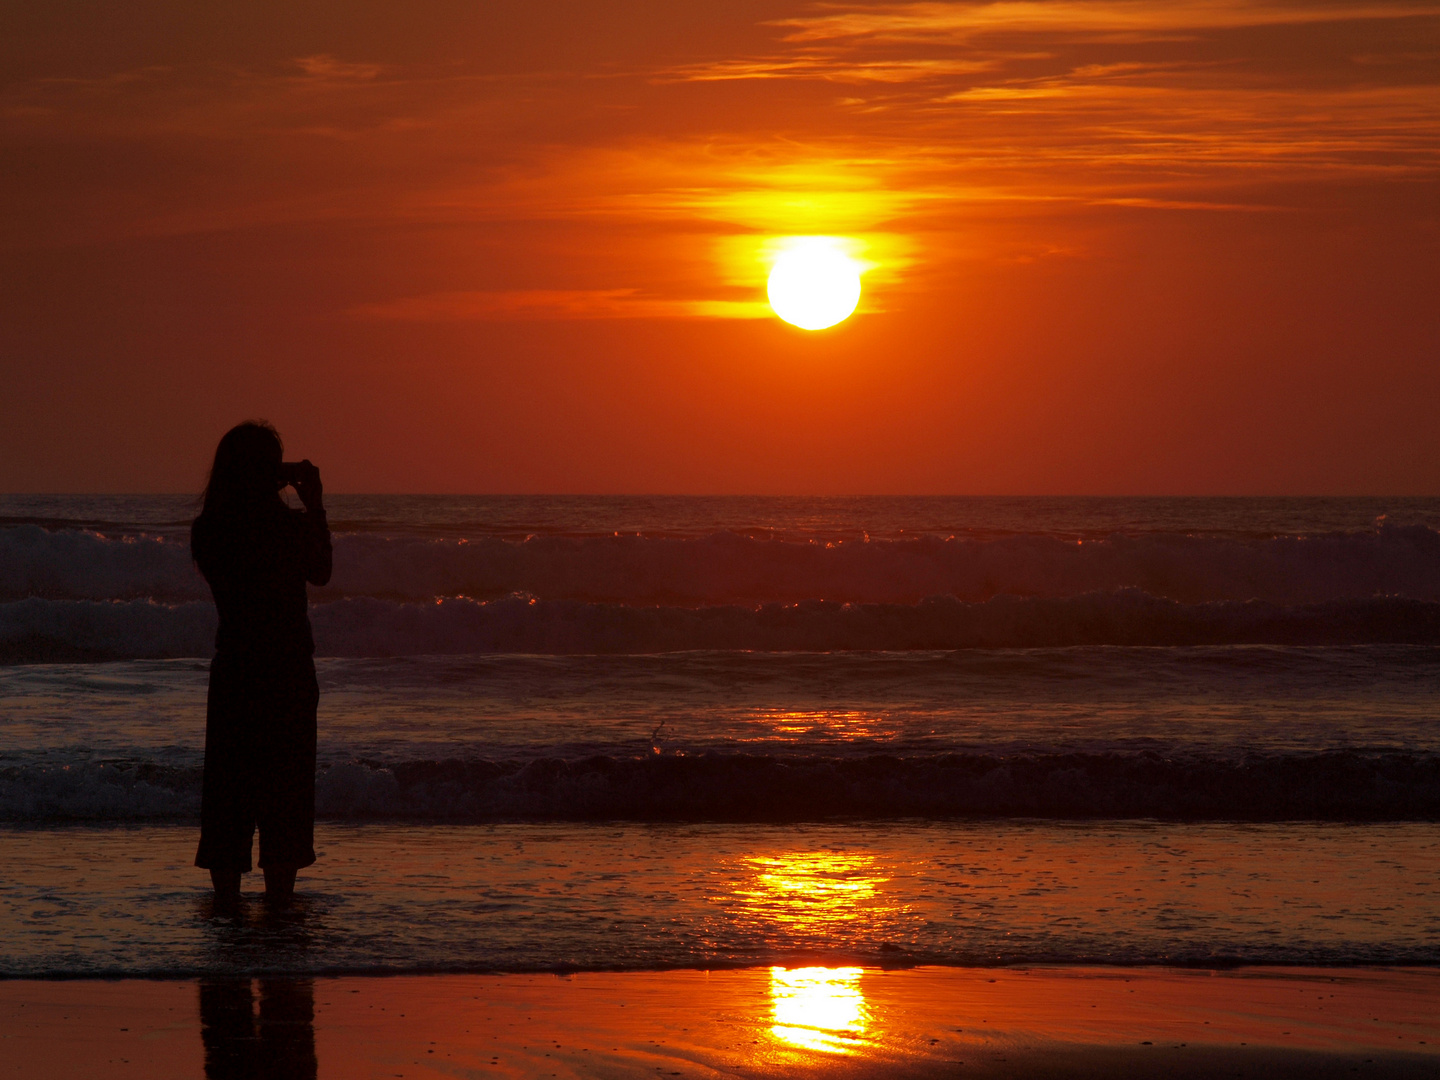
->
[[766, 237, 863, 331]]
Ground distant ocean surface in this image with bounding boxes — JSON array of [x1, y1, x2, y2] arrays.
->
[[3, 495, 1439, 977]]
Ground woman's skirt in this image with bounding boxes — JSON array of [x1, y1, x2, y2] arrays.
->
[[194, 650, 318, 872]]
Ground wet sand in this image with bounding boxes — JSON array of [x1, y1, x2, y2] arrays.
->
[[2, 965, 1437, 1078]]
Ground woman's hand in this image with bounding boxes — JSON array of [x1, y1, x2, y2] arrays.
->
[[291, 460, 324, 512]]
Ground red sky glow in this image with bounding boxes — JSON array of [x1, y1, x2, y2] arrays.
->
[[3, 0, 1438, 493]]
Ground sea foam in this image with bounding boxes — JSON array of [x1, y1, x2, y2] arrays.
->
[[4, 591, 1440, 660], [5, 523, 1440, 606], [5, 750, 1436, 823]]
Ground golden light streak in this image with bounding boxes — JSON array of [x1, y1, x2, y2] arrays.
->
[[735, 852, 892, 932], [349, 288, 771, 321], [769, 967, 869, 1052], [759, 709, 898, 739], [725, 854, 890, 1052]]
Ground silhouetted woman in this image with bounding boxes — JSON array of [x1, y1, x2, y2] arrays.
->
[[192, 421, 331, 909]]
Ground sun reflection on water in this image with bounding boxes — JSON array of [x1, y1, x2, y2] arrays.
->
[[736, 852, 889, 932], [729, 852, 894, 1054], [770, 966, 868, 1052], [757, 709, 898, 741]]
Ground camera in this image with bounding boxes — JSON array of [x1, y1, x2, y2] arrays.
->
[[277, 461, 306, 489]]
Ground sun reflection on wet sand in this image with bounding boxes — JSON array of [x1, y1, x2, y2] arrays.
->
[[770, 966, 868, 1053], [732, 851, 894, 1055]]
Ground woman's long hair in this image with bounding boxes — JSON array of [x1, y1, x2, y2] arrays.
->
[[197, 421, 285, 523]]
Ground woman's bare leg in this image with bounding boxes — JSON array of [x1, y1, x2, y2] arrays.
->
[[263, 864, 298, 904], [210, 869, 241, 910]]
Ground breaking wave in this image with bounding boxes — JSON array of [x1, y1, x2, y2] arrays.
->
[[5, 750, 1437, 823], [4, 523, 1440, 606], [3, 591, 1439, 661]]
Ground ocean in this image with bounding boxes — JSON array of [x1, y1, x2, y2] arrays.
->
[[2, 495, 1439, 978]]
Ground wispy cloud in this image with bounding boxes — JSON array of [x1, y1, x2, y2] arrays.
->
[[351, 289, 770, 321], [4, 1, 1438, 320], [293, 55, 385, 81], [775, 1, 1440, 43], [407, 139, 940, 235], [659, 55, 1000, 83], [645, 1, 1440, 222]]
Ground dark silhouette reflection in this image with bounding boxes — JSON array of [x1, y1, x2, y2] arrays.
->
[[200, 978, 317, 1080]]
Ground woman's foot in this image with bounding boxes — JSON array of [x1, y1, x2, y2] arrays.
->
[[262, 865, 298, 906], [210, 869, 242, 914]]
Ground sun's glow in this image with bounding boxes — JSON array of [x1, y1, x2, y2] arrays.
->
[[770, 967, 868, 1052], [727, 853, 891, 1053], [766, 237, 863, 330]]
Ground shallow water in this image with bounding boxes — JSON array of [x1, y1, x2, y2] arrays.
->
[[4, 647, 1440, 823], [3, 496, 1439, 977], [3, 821, 1437, 977]]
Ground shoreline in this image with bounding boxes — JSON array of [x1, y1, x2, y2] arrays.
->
[[6, 957, 1440, 982], [3, 965, 1437, 1078], [8, 821, 1439, 978]]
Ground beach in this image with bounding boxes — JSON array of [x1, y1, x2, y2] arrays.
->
[[4, 496, 1439, 1075], [7, 0, 1440, 1067], [5, 966, 1438, 1078]]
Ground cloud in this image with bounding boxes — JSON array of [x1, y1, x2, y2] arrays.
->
[[406, 138, 941, 236], [658, 56, 1000, 84], [293, 55, 385, 81], [350, 289, 771, 321], [4, 0, 1437, 319], [774, 1, 1440, 43]]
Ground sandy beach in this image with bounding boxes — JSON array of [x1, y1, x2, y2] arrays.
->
[[4, 965, 1437, 1078]]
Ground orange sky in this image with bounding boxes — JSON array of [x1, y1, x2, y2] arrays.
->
[[3, 0, 1438, 493]]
